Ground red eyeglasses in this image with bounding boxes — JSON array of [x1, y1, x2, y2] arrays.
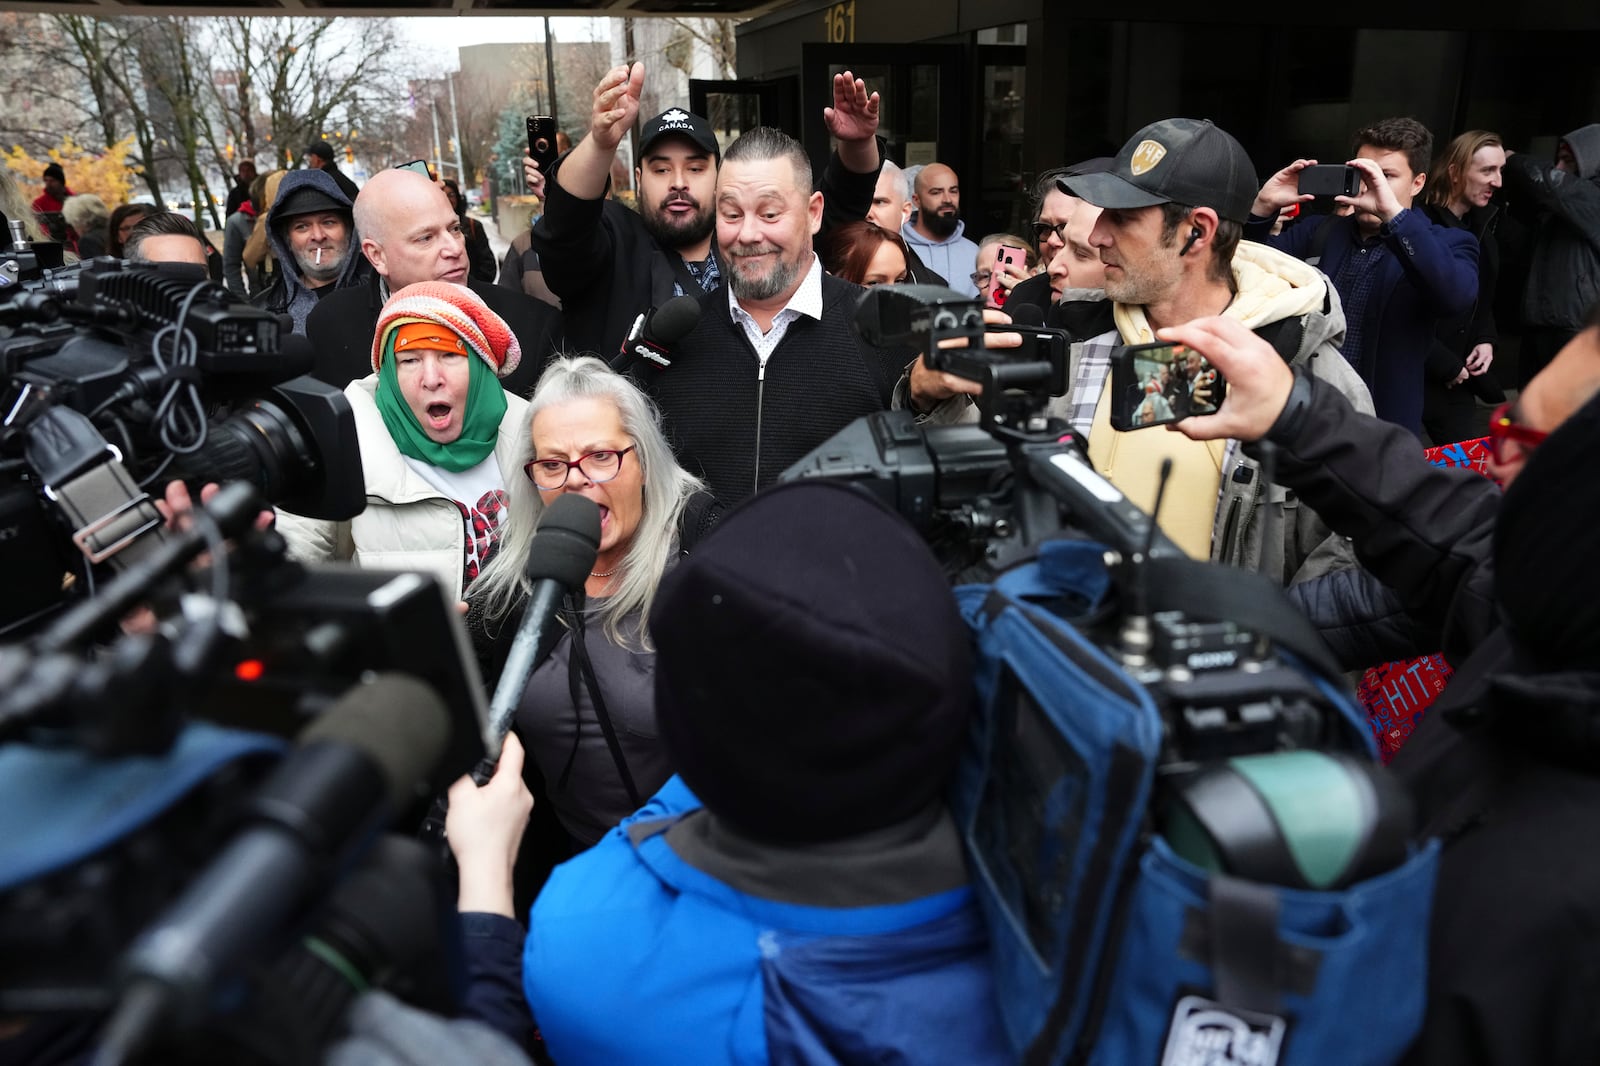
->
[[1487, 403, 1549, 463]]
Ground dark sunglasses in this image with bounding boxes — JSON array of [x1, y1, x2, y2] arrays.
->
[[1032, 220, 1068, 245]]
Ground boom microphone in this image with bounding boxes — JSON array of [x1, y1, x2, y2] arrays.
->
[[610, 293, 702, 372], [96, 674, 452, 1064], [483, 493, 601, 747]]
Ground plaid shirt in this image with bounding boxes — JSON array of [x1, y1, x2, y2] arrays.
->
[[1330, 223, 1393, 372], [677, 250, 722, 296], [1067, 330, 1119, 437]]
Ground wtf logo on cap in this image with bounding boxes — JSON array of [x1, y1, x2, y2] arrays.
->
[[1130, 140, 1168, 176]]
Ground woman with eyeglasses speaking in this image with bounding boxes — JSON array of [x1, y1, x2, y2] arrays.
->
[[469, 355, 720, 850], [276, 281, 532, 602]]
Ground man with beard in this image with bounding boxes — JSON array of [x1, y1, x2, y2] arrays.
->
[[909, 118, 1371, 583], [901, 162, 981, 297], [527, 62, 885, 357], [255, 168, 368, 335], [639, 127, 925, 505], [868, 161, 947, 285]]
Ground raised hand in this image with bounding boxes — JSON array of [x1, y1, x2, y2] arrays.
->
[[823, 70, 880, 144], [1339, 156, 1402, 223], [589, 63, 645, 153]]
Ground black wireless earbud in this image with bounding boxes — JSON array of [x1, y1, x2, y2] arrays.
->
[[1178, 226, 1203, 257]]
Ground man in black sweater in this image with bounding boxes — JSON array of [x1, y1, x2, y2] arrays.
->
[[638, 127, 925, 504], [526, 62, 887, 360], [306, 167, 559, 398]]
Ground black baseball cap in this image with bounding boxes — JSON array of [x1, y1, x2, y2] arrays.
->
[[1059, 118, 1258, 224], [638, 108, 720, 160], [306, 139, 336, 163]]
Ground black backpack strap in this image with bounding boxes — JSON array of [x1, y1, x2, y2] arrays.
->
[[559, 594, 642, 809], [1208, 874, 1285, 1017], [1142, 556, 1345, 684]]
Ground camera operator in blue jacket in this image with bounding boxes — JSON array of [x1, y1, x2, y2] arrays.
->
[[447, 480, 1008, 1065]]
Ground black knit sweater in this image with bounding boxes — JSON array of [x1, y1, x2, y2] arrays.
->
[[641, 273, 915, 505]]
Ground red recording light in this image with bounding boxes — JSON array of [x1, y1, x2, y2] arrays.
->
[[234, 659, 265, 682]]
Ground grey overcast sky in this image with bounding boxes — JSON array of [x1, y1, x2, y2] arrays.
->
[[394, 16, 609, 72]]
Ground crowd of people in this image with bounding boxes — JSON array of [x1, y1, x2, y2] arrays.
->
[[3, 53, 1599, 1066]]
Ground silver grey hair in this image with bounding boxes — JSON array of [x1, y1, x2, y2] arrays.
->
[[880, 160, 910, 201], [0, 169, 43, 244], [723, 126, 814, 194], [470, 355, 705, 649], [62, 193, 109, 234]]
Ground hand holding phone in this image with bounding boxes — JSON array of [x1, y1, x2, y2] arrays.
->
[[987, 244, 1025, 309], [1109, 340, 1228, 431], [527, 116, 559, 172], [395, 159, 432, 179], [1296, 164, 1360, 199]]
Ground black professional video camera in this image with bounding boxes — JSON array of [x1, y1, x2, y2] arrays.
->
[[0, 243, 364, 635], [782, 285, 1349, 767], [0, 482, 492, 1065]]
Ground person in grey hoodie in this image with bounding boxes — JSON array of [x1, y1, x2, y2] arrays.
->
[[254, 168, 368, 334], [900, 162, 981, 297]]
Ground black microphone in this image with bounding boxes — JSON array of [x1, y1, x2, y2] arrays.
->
[[609, 293, 701, 372], [96, 673, 452, 1064], [482, 493, 601, 748], [1007, 302, 1046, 328]]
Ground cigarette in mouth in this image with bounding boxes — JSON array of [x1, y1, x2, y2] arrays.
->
[[315, 247, 323, 265]]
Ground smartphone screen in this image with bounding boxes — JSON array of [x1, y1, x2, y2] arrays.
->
[[395, 160, 432, 178], [1109, 341, 1226, 431]]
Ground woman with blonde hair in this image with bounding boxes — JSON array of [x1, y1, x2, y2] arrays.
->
[[974, 231, 1040, 309]]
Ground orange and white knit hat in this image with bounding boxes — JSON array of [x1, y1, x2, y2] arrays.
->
[[371, 281, 522, 379]]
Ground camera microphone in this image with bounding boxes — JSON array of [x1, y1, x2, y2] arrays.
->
[[482, 493, 601, 753], [610, 293, 701, 373], [1006, 303, 1045, 328], [97, 673, 453, 1064]]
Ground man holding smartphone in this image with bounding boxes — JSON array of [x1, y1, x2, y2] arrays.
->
[[1248, 118, 1479, 437], [526, 62, 887, 359], [909, 117, 1373, 587]]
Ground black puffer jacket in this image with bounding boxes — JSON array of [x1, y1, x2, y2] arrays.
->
[[1502, 123, 1600, 334]]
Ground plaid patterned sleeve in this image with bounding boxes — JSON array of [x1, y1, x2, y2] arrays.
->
[[1067, 335, 1116, 437]]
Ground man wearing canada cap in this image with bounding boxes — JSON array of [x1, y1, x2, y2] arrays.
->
[[911, 117, 1373, 586]]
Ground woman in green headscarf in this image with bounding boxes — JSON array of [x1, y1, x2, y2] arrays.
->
[[276, 281, 531, 601]]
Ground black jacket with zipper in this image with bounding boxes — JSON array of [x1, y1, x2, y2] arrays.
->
[[638, 272, 915, 505]]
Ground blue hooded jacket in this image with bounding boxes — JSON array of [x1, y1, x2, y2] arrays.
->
[[523, 777, 1009, 1065]]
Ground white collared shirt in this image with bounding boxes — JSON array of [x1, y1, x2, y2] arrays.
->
[[727, 254, 825, 366]]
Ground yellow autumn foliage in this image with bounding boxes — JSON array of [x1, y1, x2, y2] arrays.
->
[[5, 135, 141, 207]]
